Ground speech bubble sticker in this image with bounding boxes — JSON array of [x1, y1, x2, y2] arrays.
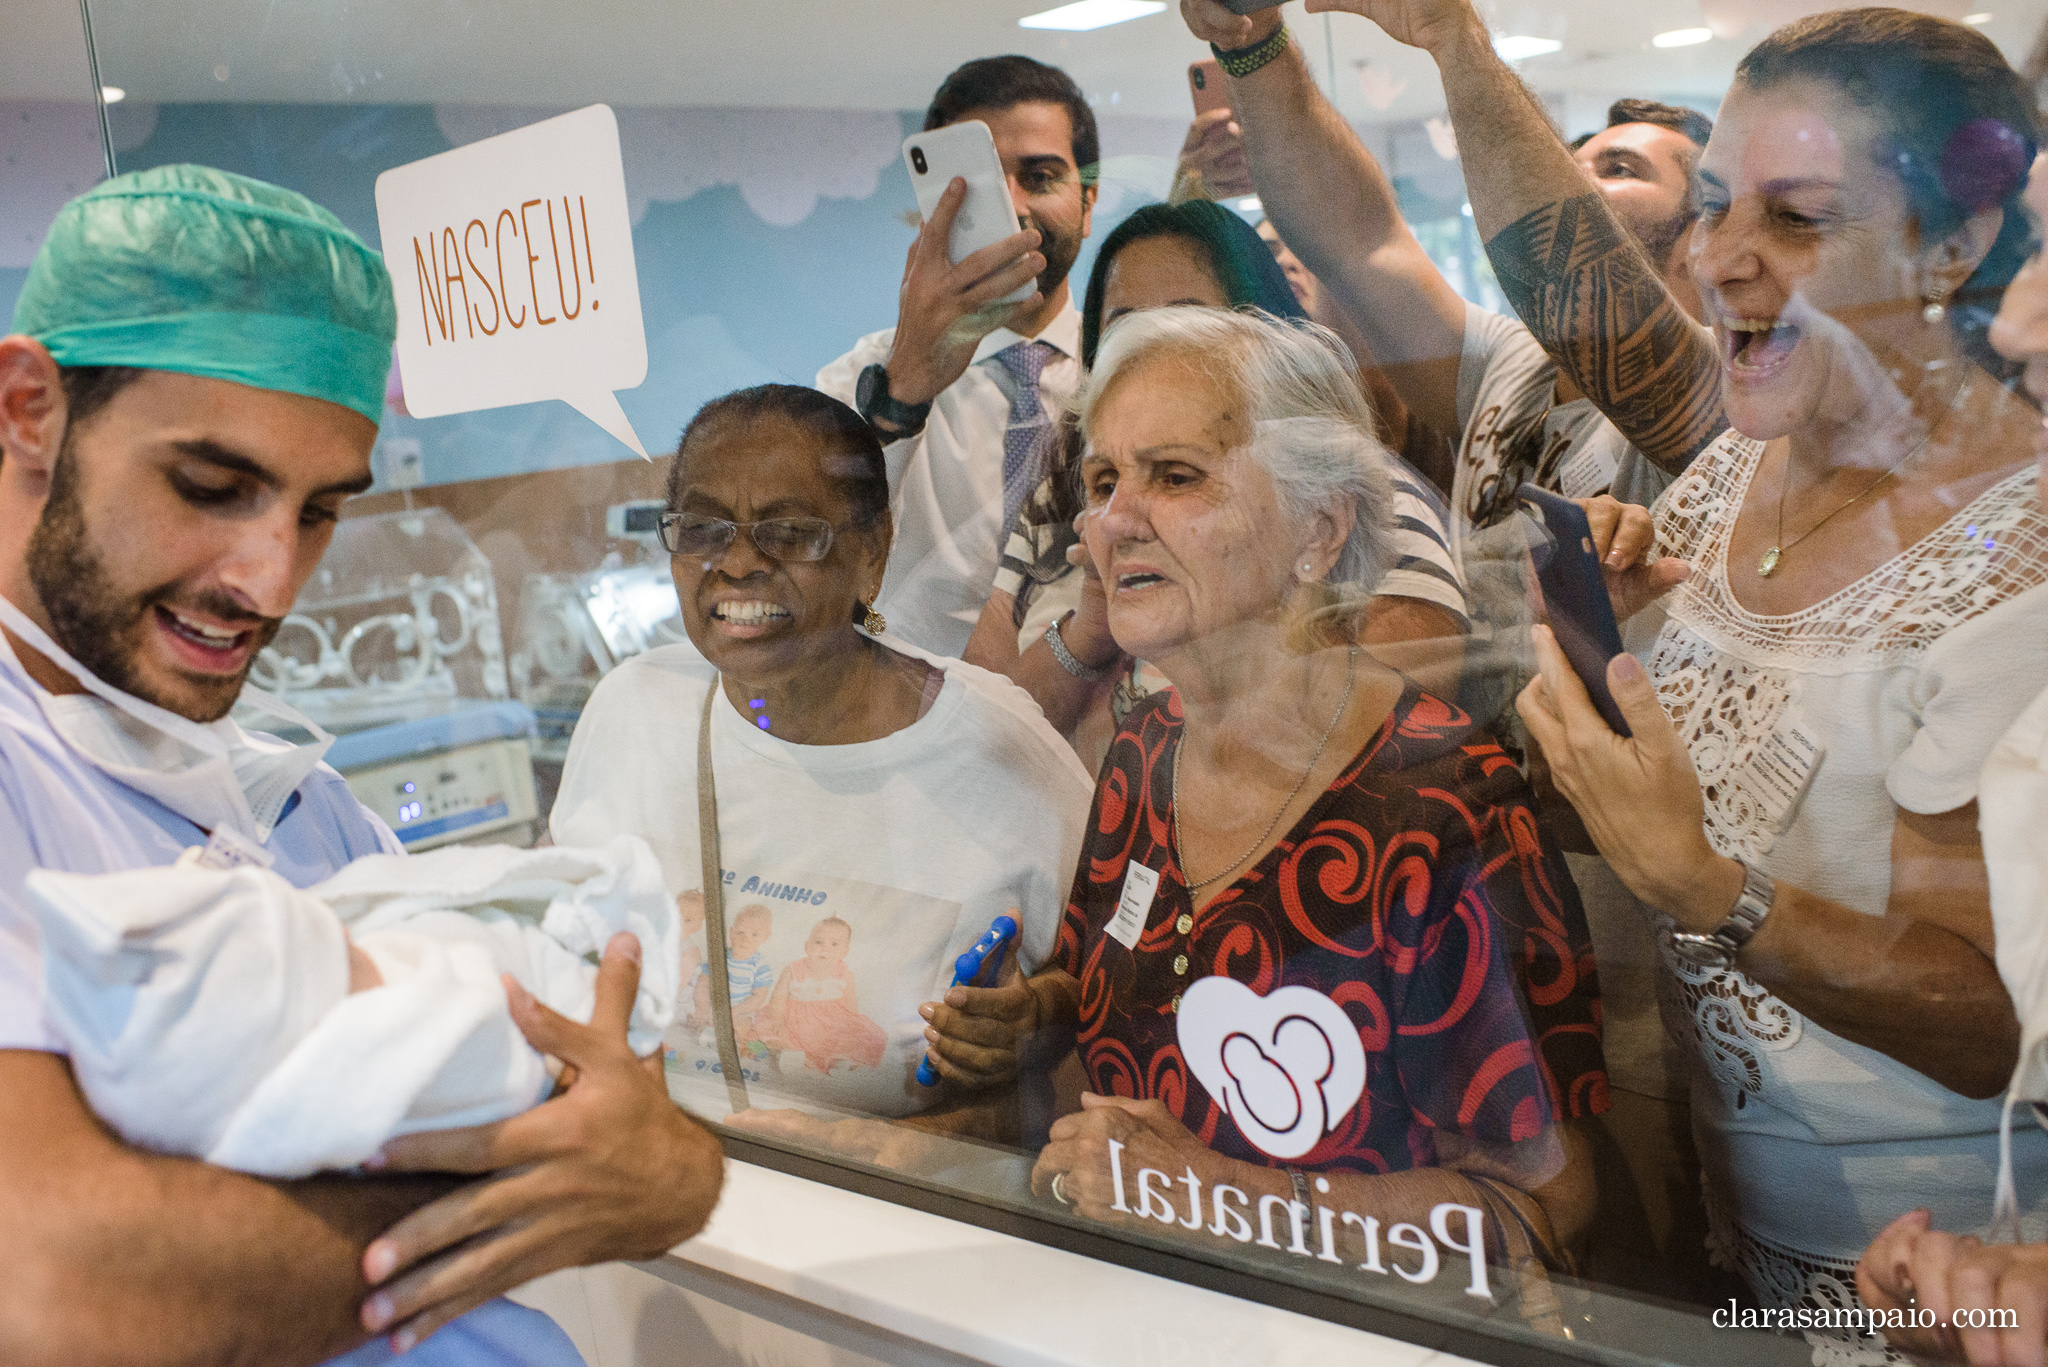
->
[[375, 104, 650, 458]]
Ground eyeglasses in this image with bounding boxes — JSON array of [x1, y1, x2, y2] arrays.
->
[[657, 512, 841, 562]]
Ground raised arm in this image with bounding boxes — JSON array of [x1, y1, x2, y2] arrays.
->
[[1181, 1, 1470, 436], [0, 1048, 456, 1367], [1310, 0, 1728, 470]]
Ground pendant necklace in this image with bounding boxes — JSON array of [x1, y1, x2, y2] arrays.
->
[[1758, 373, 1972, 578], [1172, 647, 1356, 892]]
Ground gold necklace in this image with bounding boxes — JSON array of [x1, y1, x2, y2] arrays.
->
[[1758, 374, 1971, 578], [1171, 648, 1356, 892]]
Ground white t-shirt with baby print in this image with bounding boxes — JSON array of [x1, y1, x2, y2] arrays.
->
[[549, 640, 1093, 1119]]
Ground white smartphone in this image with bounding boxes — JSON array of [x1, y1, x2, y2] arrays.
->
[[902, 120, 1035, 305]]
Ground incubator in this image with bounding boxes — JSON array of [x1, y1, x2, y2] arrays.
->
[[511, 499, 702, 762], [249, 507, 540, 850]]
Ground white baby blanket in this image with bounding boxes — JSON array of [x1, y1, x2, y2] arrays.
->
[[29, 834, 677, 1178]]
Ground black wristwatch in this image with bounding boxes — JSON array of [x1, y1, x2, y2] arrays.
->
[[855, 363, 932, 439]]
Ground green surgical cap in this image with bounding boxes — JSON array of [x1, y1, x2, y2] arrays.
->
[[12, 164, 396, 426]]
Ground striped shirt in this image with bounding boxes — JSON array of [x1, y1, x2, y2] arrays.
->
[[702, 950, 775, 1003]]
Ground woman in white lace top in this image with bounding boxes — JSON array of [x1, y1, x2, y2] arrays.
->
[[1513, 10, 2048, 1317]]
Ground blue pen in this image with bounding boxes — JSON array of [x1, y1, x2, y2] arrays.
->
[[917, 914, 1019, 1087]]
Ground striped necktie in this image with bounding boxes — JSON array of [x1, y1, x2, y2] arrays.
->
[[992, 339, 1059, 536]]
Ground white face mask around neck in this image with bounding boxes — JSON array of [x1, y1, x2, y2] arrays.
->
[[0, 591, 332, 844]]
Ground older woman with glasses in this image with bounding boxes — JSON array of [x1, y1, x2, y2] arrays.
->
[[549, 383, 1091, 1140]]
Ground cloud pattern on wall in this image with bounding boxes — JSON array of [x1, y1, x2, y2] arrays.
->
[[0, 102, 106, 268], [436, 104, 905, 229]]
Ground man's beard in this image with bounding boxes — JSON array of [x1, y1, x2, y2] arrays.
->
[[1618, 203, 1692, 273], [1033, 217, 1084, 302], [24, 448, 279, 722]]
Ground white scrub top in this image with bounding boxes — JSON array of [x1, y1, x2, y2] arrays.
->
[[0, 634, 583, 1367]]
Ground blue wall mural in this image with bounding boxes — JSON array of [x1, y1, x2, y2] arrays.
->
[[9, 98, 1181, 490]]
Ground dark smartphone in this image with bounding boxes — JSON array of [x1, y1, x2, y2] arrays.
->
[[1518, 486, 1632, 737], [1219, 0, 1285, 11], [1189, 59, 1229, 116]]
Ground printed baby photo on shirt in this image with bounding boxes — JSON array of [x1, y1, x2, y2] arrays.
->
[[663, 868, 964, 1117]]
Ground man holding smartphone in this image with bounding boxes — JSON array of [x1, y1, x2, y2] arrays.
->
[[817, 55, 1097, 657]]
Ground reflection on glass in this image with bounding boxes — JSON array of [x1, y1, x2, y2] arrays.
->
[[41, 0, 2048, 1360]]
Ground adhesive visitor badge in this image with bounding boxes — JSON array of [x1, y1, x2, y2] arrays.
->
[[375, 104, 651, 458]]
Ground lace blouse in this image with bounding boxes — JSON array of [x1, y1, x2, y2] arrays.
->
[[1643, 431, 2048, 1311]]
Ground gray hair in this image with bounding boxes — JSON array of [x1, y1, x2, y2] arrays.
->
[[1075, 306, 1398, 607]]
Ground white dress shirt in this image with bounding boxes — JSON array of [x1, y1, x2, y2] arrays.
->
[[817, 307, 1083, 658]]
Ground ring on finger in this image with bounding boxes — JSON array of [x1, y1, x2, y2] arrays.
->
[[1051, 1171, 1073, 1207]]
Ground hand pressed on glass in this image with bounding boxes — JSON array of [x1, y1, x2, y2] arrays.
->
[[1858, 1208, 2048, 1366], [726, 1108, 949, 1172], [361, 933, 723, 1352], [1033, 1094, 1229, 1224]]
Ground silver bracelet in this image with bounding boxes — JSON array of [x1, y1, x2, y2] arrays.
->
[[1044, 611, 1114, 681]]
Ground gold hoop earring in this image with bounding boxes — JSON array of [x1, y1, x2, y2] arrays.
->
[[861, 601, 887, 635]]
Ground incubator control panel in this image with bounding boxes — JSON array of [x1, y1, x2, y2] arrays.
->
[[345, 735, 540, 850]]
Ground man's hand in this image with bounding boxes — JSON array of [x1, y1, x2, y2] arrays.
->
[[1172, 109, 1254, 202], [362, 933, 724, 1352], [1299, 0, 1486, 56], [1179, 0, 1279, 50], [884, 178, 1045, 409]]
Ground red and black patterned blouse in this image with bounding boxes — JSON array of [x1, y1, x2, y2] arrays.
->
[[1055, 682, 1608, 1175]]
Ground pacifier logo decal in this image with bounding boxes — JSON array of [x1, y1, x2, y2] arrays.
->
[[1177, 978, 1366, 1161]]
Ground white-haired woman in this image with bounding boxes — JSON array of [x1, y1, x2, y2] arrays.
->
[[1010, 308, 1608, 1275]]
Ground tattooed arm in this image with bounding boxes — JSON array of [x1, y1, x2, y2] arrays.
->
[[1307, 0, 1729, 471], [1181, 1, 1471, 436]]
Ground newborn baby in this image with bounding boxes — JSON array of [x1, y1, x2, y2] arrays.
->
[[27, 834, 679, 1178]]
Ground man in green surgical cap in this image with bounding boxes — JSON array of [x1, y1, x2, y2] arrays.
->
[[0, 165, 722, 1367]]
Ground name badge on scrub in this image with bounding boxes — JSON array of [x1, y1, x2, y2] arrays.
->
[[190, 824, 277, 871], [1107, 862, 1159, 950]]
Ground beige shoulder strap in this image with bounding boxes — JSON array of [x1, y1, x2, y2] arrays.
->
[[698, 680, 750, 1114]]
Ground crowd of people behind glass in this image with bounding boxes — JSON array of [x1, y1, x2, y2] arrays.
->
[[545, 1, 2048, 1360], [14, 0, 2048, 1361]]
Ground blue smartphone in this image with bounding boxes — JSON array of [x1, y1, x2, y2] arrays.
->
[[1518, 487, 1632, 737], [916, 914, 1020, 1087]]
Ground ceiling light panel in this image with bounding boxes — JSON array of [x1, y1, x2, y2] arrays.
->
[[1493, 34, 1564, 61], [1652, 27, 1713, 48], [1018, 0, 1167, 32]]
